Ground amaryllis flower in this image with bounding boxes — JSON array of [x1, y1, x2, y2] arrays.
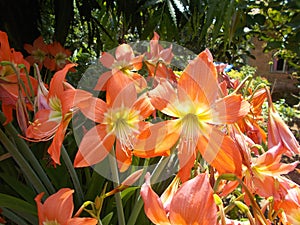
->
[[144, 32, 176, 81], [244, 150, 298, 201], [237, 88, 267, 145], [0, 31, 37, 124], [275, 185, 300, 225], [134, 49, 250, 181], [44, 42, 72, 71], [25, 63, 92, 164], [266, 88, 300, 157], [141, 172, 217, 225], [94, 43, 146, 101], [74, 80, 154, 172], [24, 36, 49, 69], [35, 188, 97, 225]]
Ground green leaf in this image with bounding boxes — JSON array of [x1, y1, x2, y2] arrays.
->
[[0, 173, 36, 203], [101, 212, 114, 225], [0, 194, 37, 216], [121, 187, 140, 205]]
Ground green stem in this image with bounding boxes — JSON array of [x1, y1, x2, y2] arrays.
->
[[0, 112, 55, 194], [61, 145, 84, 202], [108, 147, 126, 225], [0, 128, 48, 195]]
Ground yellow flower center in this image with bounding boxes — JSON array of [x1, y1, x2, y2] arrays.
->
[[33, 49, 46, 62], [48, 96, 62, 121], [55, 52, 67, 68], [43, 219, 60, 225], [104, 107, 140, 150], [112, 60, 134, 75]]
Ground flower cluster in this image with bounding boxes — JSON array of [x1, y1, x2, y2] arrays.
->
[[24, 36, 72, 71], [0, 30, 299, 224]]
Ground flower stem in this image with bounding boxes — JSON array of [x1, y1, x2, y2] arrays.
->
[[108, 146, 126, 225], [61, 145, 84, 202]]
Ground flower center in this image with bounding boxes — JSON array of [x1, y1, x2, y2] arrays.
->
[[180, 113, 201, 155], [104, 107, 140, 150], [55, 52, 67, 68], [48, 96, 62, 121], [33, 49, 46, 62], [43, 219, 60, 225]]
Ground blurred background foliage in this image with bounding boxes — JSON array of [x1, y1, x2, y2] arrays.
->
[[0, 0, 300, 68]]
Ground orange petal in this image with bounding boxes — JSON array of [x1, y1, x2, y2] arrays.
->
[[1, 102, 14, 125], [106, 71, 134, 105], [99, 52, 115, 68], [115, 44, 134, 62], [211, 94, 250, 124], [74, 125, 115, 167], [178, 50, 219, 106], [48, 63, 76, 99], [132, 93, 155, 119], [76, 96, 107, 123], [134, 120, 180, 158], [177, 149, 196, 182], [198, 126, 242, 177], [140, 173, 171, 225], [94, 71, 113, 91], [67, 217, 98, 225], [268, 106, 300, 156], [47, 117, 71, 164], [35, 188, 74, 224], [169, 173, 217, 225], [149, 79, 182, 118], [110, 80, 137, 109], [60, 89, 93, 115], [115, 140, 132, 172]]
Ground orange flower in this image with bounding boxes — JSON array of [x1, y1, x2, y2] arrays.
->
[[244, 150, 298, 201], [144, 32, 176, 81], [44, 42, 72, 71], [74, 80, 154, 171], [24, 36, 49, 69], [140, 172, 217, 225], [94, 43, 146, 101], [236, 88, 267, 145], [134, 49, 250, 181], [25, 64, 92, 164], [35, 188, 97, 225], [0, 31, 37, 124], [266, 88, 300, 157], [275, 185, 300, 225]]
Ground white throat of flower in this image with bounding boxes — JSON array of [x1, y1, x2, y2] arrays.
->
[[179, 113, 200, 155], [104, 107, 140, 151], [43, 219, 60, 225]]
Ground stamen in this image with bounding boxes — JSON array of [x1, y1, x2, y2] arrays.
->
[[104, 107, 140, 153], [180, 113, 200, 155], [115, 118, 135, 151]]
